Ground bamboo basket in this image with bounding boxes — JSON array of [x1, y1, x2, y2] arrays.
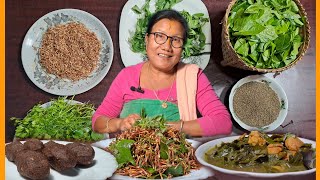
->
[[221, 0, 310, 73]]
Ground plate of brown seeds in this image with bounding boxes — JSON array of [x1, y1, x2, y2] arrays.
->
[[229, 75, 288, 132], [21, 9, 113, 95]]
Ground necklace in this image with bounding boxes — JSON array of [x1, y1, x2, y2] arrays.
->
[[148, 63, 176, 109]]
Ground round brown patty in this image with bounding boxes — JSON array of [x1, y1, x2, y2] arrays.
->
[[5, 141, 26, 162], [15, 150, 50, 180], [66, 142, 95, 165], [23, 138, 44, 151], [42, 141, 77, 172]]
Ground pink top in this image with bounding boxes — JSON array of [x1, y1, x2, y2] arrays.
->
[[92, 63, 232, 136]]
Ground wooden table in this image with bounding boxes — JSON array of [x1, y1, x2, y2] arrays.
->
[[5, 0, 315, 178]]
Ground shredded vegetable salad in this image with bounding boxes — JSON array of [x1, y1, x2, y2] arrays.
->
[[108, 114, 199, 179]]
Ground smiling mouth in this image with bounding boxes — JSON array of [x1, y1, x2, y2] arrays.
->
[[158, 53, 172, 58]]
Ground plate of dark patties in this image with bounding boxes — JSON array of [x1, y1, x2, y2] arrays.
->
[[5, 139, 118, 180]]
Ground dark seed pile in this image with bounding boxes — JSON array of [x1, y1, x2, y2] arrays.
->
[[233, 81, 281, 128]]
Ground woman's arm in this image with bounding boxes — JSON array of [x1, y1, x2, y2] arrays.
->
[[167, 120, 203, 136], [92, 68, 128, 131], [168, 70, 232, 137], [195, 71, 233, 136]]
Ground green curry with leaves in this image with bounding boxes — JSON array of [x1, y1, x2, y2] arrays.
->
[[205, 131, 314, 173]]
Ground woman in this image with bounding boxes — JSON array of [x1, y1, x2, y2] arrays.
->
[[92, 9, 232, 137]]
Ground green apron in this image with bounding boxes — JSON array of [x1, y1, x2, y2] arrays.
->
[[120, 99, 180, 122]]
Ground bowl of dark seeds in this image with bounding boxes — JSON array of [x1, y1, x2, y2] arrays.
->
[[229, 75, 288, 132]]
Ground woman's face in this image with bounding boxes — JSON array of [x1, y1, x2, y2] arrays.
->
[[145, 19, 184, 72]]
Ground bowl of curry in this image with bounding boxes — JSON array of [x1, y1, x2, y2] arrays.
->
[[195, 131, 315, 178]]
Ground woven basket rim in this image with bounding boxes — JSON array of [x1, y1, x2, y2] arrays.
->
[[221, 0, 311, 73]]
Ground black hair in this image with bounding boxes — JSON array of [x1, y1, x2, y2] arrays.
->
[[146, 9, 189, 43]]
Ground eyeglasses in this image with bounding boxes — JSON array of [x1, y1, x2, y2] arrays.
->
[[148, 32, 184, 48]]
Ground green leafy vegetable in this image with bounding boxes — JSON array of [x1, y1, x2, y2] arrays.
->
[[11, 96, 104, 142], [108, 139, 136, 167], [228, 0, 305, 69], [129, 0, 209, 59], [134, 114, 167, 133], [160, 142, 169, 159], [164, 164, 184, 177]]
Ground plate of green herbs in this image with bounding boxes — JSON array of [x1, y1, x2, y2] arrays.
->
[[10, 97, 104, 142], [226, 0, 309, 69], [119, 0, 211, 70]]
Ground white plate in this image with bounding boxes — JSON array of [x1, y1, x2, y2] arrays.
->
[[21, 8, 114, 96], [40, 99, 83, 108], [5, 140, 118, 180], [119, 0, 211, 70], [92, 138, 214, 180], [229, 75, 288, 132], [195, 135, 316, 179]]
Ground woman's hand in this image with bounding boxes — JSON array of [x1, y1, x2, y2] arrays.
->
[[118, 114, 141, 131], [94, 114, 141, 133], [166, 121, 183, 132]]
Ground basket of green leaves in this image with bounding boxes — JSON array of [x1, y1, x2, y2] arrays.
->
[[221, 0, 310, 73]]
